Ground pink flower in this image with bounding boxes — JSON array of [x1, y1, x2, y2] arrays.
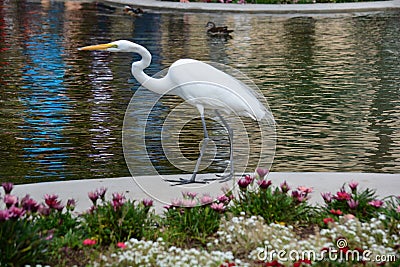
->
[[396, 205, 400, 213], [182, 191, 198, 199], [142, 199, 153, 207], [330, 209, 343, 216], [368, 199, 384, 208], [210, 202, 225, 212], [347, 199, 359, 209], [256, 168, 269, 178], [38, 204, 51, 216], [292, 191, 307, 203], [298, 186, 313, 195], [117, 242, 127, 249], [343, 214, 356, 221], [44, 194, 63, 210], [66, 199, 76, 211], [163, 205, 172, 210], [217, 194, 230, 204], [88, 191, 99, 206], [321, 192, 332, 203], [87, 205, 97, 214], [45, 231, 54, 240], [335, 191, 351, 201], [348, 181, 358, 192], [200, 194, 213, 205], [238, 177, 251, 189], [0, 210, 10, 221], [257, 179, 272, 189], [323, 217, 335, 224], [3, 194, 18, 208], [296, 194, 307, 203], [182, 198, 197, 208], [9, 206, 25, 218], [83, 238, 96, 246], [171, 198, 183, 207], [280, 181, 290, 193], [44, 194, 58, 205], [54, 203, 64, 212], [111, 193, 125, 211], [244, 175, 253, 183], [96, 187, 107, 201], [2, 182, 13, 194], [21, 195, 39, 212]]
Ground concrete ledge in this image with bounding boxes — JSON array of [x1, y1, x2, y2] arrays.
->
[[105, 0, 400, 14], [13, 172, 400, 214]]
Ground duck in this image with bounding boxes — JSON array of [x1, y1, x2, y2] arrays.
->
[[206, 21, 234, 36], [123, 5, 144, 17]]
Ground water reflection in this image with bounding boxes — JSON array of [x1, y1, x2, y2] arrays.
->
[[0, 1, 398, 184], [19, 4, 71, 179]]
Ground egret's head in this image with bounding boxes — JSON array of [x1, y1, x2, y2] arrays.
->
[[79, 40, 139, 53]]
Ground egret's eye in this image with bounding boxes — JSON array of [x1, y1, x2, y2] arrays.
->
[[110, 44, 118, 48]]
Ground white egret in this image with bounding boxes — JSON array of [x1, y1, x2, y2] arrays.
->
[[79, 40, 273, 184]]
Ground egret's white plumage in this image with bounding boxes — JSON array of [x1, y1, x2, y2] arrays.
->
[[79, 40, 273, 184]]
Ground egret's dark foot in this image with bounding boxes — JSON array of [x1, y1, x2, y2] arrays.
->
[[203, 173, 235, 183], [202, 177, 219, 182], [216, 173, 235, 183], [165, 177, 208, 186]]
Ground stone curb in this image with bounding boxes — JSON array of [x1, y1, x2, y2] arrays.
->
[[104, 0, 400, 14]]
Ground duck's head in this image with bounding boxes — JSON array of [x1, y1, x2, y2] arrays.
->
[[206, 21, 215, 29], [123, 5, 133, 12]]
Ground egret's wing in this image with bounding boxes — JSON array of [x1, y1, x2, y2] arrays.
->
[[167, 59, 272, 122]]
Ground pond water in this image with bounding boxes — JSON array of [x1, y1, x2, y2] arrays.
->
[[0, 1, 399, 184]]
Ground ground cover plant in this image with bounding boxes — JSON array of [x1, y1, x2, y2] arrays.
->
[[0, 170, 399, 266]]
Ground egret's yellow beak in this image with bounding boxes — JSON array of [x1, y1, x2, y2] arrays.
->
[[78, 43, 116, 51]]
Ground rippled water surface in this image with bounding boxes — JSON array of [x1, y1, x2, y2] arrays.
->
[[0, 1, 399, 184]]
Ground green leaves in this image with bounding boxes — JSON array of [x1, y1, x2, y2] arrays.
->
[[0, 179, 398, 266], [161, 199, 225, 246], [82, 198, 154, 246], [230, 178, 316, 225], [0, 219, 48, 266], [321, 183, 386, 223]]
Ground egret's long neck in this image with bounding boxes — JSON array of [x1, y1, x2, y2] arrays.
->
[[131, 45, 172, 94]]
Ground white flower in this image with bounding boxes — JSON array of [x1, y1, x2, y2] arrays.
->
[[378, 214, 386, 220]]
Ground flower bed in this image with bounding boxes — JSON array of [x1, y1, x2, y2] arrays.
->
[[0, 170, 399, 266]]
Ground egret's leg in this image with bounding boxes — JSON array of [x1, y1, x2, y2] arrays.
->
[[215, 110, 234, 182], [166, 114, 209, 185], [188, 114, 210, 181]]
